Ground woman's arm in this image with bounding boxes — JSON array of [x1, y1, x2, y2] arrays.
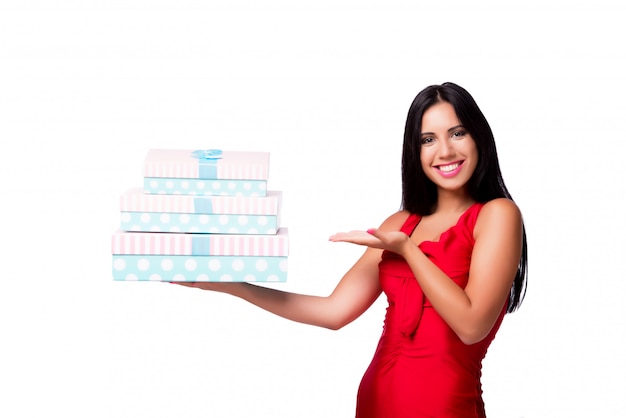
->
[[175, 212, 407, 330], [331, 199, 523, 344], [177, 247, 381, 330]]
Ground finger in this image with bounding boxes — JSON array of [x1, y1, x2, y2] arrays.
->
[[328, 233, 345, 241], [328, 230, 366, 241]]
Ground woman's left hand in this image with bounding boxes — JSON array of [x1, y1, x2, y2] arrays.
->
[[329, 228, 412, 256]]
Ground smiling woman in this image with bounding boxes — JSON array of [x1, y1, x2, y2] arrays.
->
[[177, 82, 528, 418], [419, 101, 479, 190]]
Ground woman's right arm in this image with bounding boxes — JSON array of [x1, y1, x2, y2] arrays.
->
[[175, 211, 407, 330], [176, 246, 382, 330]]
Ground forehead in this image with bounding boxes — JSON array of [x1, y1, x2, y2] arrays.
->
[[421, 102, 462, 131]]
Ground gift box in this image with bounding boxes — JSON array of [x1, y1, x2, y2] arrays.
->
[[112, 255, 287, 282], [111, 228, 289, 256], [143, 149, 269, 196], [113, 147, 288, 283], [111, 228, 288, 282], [119, 187, 281, 234]]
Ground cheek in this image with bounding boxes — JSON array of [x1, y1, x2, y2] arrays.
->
[[419, 153, 430, 173], [469, 146, 479, 167], [466, 139, 478, 159], [419, 149, 436, 180], [419, 147, 431, 167], [465, 147, 479, 175]]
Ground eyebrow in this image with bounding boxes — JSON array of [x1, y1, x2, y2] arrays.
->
[[420, 125, 465, 136]]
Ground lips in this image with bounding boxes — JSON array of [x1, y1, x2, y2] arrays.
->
[[435, 161, 464, 177]]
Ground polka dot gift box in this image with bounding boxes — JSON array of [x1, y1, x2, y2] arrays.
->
[[112, 228, 288, 282], [143, 148, 269, 197], [112, 148, 289, 282], [119, 187, 282, 234]]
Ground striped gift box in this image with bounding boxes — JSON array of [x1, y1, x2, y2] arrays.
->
[[111, 228, 289, 256], [144, 149, 270, 180], [111, 229, 289, 282], [143, 149, 270, 196], [119, 188, 281, 234], [121, 187, 280, 214]]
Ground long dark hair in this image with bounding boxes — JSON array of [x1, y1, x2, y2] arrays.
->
[[401, 82, 527, 312]]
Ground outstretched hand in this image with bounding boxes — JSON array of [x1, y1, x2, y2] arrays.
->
[[329, 228, 412, 256], [169, 281, 240, 292]]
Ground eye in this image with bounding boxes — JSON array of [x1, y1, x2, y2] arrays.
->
[[420, 136, 435, 145], [451, 130, 467, 139]]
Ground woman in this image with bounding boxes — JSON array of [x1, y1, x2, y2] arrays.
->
[[177, 82, 528, 417]]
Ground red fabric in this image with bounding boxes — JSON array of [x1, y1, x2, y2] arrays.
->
[[356, 203, 506, 418]]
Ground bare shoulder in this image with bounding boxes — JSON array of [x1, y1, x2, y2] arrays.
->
[[378, 210, 411, 232], [475, 198, 522, 236], [481, 197, 521, 216]]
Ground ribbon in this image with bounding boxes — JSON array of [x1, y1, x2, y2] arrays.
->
[[191, 236, 211, 256], [193, 197, 214, 213], [192, 149, 223, 160], [191, 149, 223, 179]]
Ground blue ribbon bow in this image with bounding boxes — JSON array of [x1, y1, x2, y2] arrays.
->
[[192, 149, 223, 160], [191, 149, 223, 178]]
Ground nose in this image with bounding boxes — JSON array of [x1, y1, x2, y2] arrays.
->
[[438, 138, 456, 158]]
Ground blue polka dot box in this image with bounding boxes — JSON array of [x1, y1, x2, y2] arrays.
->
[[112, 228, 288, 282], [119, 187, 282, 235], [143, 148, 269, 197]]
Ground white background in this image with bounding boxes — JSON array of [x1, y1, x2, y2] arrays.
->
[[1, 0, 625, 417]]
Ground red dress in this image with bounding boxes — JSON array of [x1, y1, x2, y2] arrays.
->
[[356, 203, 506, 418]]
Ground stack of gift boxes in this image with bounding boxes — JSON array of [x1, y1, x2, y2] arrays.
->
[[111, 149, 288, 282]]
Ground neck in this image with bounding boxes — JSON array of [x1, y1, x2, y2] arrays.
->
[[433, 189, 475, 215]]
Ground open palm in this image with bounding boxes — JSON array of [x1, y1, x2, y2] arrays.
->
[[329, 228, 410, 255]]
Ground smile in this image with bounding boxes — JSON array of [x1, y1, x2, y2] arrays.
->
[[435, 161, 464, 177]]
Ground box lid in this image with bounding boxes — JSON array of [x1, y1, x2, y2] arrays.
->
[[143, 149, 270, 180], [111, 227, 289, 256], [120, 187, 281, 214]]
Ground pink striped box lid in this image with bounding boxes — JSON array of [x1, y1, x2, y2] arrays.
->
[[111, 228, 289, 256], [143, 149, 270, 180], [120, 187, 281, 215]]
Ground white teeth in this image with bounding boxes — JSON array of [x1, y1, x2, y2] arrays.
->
[[438, 163, 459, 172]]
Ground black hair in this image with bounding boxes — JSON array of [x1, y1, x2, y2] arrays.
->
[[401, 82, 527, 312]]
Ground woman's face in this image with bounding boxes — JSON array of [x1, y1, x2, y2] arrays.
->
[[419, 101, 478, 193]]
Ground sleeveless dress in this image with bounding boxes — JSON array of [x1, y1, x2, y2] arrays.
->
[[355, 203, 507, 418]]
